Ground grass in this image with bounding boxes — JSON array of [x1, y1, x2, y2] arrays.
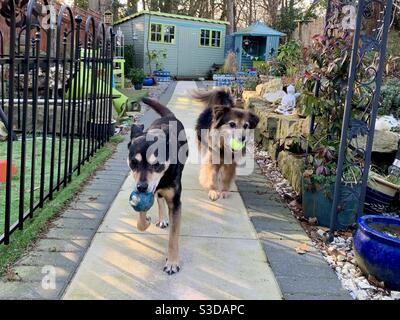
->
[[0, 134, 124, 275], [0, 137, 81, 232]]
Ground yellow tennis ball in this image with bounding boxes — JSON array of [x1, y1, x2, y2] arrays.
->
[[229, 138, 245, 151]]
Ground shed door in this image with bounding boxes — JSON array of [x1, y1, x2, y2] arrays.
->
[[177, 27, 198, 77]]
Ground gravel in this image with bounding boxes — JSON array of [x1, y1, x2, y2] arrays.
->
[[255, 149, 400, 300]]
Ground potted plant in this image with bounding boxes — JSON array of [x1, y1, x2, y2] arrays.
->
[[128, 68, 145, 90], [302, 141, 361, 229], [365, 169, 400, 214]]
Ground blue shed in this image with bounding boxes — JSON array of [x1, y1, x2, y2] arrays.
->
[[114, 11, 229, 78], [230, 21, 285, 69]]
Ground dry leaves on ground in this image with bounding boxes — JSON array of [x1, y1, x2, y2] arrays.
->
[[295, 243, 310, 254]]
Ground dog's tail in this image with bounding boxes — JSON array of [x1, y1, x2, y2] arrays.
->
[[191, 88, 235, 108], [142, 97, 173, 117]]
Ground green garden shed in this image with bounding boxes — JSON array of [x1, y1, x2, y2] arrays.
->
[[114, 11, 229, 78], [231, 21, 285, 69]]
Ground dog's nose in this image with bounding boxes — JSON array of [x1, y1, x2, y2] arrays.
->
[[137, 182, 148, 193], [241, 136, 246, 142]]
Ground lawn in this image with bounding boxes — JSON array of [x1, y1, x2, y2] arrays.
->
[[0, 136, 82, 232], [0, 134, 124, 274]]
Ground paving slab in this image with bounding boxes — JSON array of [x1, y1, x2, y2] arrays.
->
[[236, 161, 352, 300]]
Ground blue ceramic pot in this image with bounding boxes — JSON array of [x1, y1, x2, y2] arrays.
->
[[354, 215, 400, 290], [364, 186, 395, 214], [143, 77, 154, 86]]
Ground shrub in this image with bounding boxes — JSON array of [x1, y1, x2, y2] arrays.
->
[[128, 68, 145, 84], [124, 45, 135, 76], [379, 78, 400, 118]]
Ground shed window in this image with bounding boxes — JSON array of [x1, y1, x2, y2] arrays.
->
[[200, 29, 210, 46], [211, 30, 221, 47], [150, 23, 175, 44], [200, 29, 221, 47], [163, 25, 175, 43]]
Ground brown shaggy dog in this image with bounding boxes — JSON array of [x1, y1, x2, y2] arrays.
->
[[192, 88, 259, 201]]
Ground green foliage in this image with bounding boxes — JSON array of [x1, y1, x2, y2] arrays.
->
[[300, 33, 353, 139], [274, 0, 302, 37], [379, 78, 400, 118], [277, 40, 302, 77], [124, 45, 135, 76], [128, 67, 145, 84], [255, 41, 302, 77], [243, 80, 258, 91], [76, 0, 89, 10], [146, 49, 168, 73], [300, 31, 355, 187]]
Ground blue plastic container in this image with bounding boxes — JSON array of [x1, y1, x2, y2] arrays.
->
[[354, 215, 400, 290]]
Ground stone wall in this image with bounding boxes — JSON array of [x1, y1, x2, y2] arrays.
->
[[244, 80, 310, 194]]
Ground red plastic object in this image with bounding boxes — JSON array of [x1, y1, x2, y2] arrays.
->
[[0, 160, 17, 183]]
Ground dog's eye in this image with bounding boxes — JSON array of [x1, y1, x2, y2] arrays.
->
[[130, 160, 138, 169], [243, 123, 249, 129], [229, 121, 236, 128]]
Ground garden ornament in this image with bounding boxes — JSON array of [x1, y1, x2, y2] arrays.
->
[[275, 85, 301, 115], [129, 191, 155, 212]]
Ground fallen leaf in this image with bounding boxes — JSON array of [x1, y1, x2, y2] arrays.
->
[[295, 243, 310, 254], [368, 274, 385, 289], [308, 217, 318, 225]]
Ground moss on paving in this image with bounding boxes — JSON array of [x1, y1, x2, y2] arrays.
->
[[0, 134, 125, 275]]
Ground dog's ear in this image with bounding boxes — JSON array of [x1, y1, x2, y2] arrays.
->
[[214, 89, 235, 107], [248, 112, 260, 129], [212, 105, 230, 121], [130, 124, 144, 139], [192, 88, 235, 108], [128, 124, 144, 148]]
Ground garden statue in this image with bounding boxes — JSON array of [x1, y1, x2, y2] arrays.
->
[[275, 85, 301, 115]]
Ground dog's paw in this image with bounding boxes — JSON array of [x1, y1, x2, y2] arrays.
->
[[163, 261, 181, 275], [208, 190, 220, 201], [137, 215, 151, 231], [221, 191, 230, 199], [156, 219, 169, 229]]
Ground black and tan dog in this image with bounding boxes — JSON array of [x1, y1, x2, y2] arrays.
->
[[192, 88, 259, 201], [127, 97, 187, 274]]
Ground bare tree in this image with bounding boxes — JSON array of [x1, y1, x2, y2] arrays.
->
[[226, 0, 234, 34]]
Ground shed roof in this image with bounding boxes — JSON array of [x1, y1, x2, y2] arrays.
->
[[233, 21, 285, 37], [114, 10, 230, 26]]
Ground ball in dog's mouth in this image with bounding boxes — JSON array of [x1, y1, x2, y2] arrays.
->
[[229, 138, 245, 151], [129, 191, 155, 212]]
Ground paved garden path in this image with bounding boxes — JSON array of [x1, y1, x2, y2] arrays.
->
[[63, 81, 282, 299]]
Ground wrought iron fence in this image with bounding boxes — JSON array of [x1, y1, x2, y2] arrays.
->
[[0, 0, 114, 244]]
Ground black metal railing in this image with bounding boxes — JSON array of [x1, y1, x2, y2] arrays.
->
[[0, 0, 114, 244]]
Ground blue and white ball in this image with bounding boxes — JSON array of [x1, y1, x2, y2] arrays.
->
[[129, 191, 155, 212]]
